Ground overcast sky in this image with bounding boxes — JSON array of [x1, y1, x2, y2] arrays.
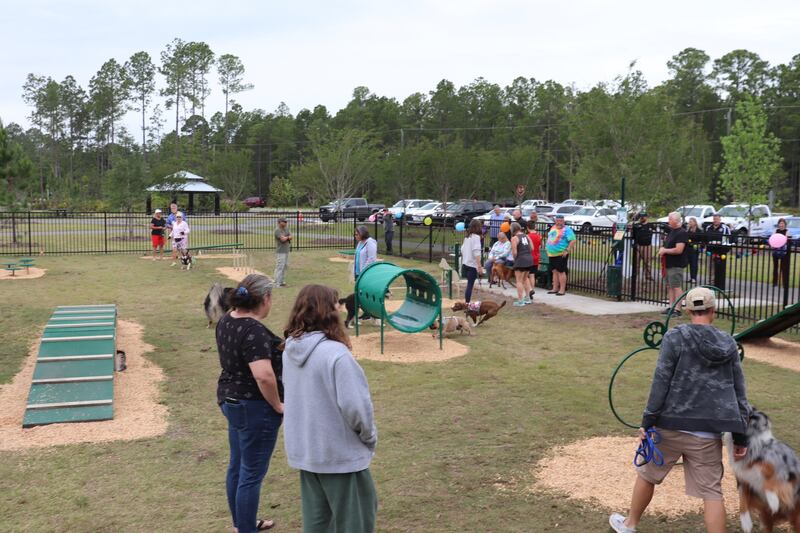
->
[[2, 0, 798, 134]]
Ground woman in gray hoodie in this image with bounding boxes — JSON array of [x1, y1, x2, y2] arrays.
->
[[283, 285, 378, 533]]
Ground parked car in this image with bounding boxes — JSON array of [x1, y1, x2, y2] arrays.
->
[[243, 196, 266, 208], [520, 199, 548, 209], [431, 200, 493, 226], [565, 207, 617, 233], [387, 199, 434, 218], [657, 205, 716, 226], [318, 197, 384, 222], [701, 204, 788, 237], [408, 202, 455, 224], [562, 199, 591, 206]]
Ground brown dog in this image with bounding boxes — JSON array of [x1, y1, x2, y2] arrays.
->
[[429, 316, 473, 337], [451, 300, 506, 326], [489, 262, 515, 289]]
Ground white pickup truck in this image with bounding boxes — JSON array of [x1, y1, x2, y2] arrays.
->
[[657, 205, 716, 225], [702, 204, 789, 237]]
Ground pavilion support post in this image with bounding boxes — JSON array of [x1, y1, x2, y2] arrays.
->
[[214, 194, 220, 215], [146, 195, 152, 214], [188, 193, 195, 215]]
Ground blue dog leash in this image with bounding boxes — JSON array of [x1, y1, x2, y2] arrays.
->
[[634, 427, 664, 467]]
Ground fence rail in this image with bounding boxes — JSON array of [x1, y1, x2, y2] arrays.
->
[[1, 211, 797, 333]]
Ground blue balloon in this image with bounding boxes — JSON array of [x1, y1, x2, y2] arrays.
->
[[455, 222, 466, 232], [394, 211, 403, 220]]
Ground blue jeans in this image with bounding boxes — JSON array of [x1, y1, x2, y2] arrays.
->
[[222, 399, 283, 533], [463, 265, 478, 302]]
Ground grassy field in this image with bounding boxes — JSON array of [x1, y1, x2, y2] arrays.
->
[[1, 251, 799, 532]]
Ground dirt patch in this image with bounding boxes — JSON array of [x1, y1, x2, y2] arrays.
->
[[0, 319, 167, 451], [216, 266, 268, 283], [329, 257, 352, 263], [533, 436, 738, 517], [742, 338, 800, 372], [0, 267, 47, 280], [350, 329, 468, 363]]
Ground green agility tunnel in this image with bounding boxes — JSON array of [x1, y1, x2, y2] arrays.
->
[[354, 262, 443, 352]]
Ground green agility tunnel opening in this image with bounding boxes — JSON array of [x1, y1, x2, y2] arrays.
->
[[354, 262, 442, 334]]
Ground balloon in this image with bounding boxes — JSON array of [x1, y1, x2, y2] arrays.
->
[[720, 254, 726, 260], [500, 222, 511, 233], [707, 251, 712, 256], [368, 213, 377, 222], [394, 211, 403, 220], [768, 233, 788, 249], [455, 222, 466, 232], [423, 216, 433, 226]]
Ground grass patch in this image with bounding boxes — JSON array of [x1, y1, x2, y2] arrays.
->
[[0, 251, 798, 531]]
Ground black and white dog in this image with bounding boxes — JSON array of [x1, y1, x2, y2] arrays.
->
[[204, 283, 233, 328]]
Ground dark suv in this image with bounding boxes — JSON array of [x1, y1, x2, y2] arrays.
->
[[431, 200, 493, 226]]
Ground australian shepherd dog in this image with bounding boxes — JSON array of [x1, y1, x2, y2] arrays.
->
[[724, 408, 800, 532], [204, 283, 233, 328]]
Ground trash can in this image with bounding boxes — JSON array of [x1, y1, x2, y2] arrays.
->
[[607, 265, 622, 298]]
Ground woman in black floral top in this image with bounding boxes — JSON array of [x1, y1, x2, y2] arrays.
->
[[216, 274, 283, 533]]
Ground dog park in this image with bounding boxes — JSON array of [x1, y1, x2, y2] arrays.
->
[[1, 220, 799, 531]]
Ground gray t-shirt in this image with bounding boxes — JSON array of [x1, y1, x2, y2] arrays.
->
[[383, 214, 394, 232], [275, 226, 291, 254]]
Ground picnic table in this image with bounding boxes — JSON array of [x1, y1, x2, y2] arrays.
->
[[2, 261, 20, 276]]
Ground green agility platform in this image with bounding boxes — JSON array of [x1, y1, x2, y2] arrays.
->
[[734, 302, 800, 342], [354, 262, 442, 353], [23, 305, 118, 428]]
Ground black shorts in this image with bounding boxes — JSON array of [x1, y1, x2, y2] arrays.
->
[[513, 265, 535, 273], [550, 255, 569, 273]]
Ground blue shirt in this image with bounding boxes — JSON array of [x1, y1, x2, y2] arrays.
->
[[489, 211, 506, 238]]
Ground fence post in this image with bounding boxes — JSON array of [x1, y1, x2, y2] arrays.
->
[[428, 222, 433, 263], [103, 212, 108, 254], [234, 212, 239, 244], [399, 217, 403, 257], [26, 212, 32, 255], [295, 210, 301, 251], [352, 214, 357, 248], [374, 216, 379, 253], [630, 235, 638, 301], [784, 251, 792, 308]]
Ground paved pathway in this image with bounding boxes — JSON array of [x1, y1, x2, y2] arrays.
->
[[461, 280, 663, 316]]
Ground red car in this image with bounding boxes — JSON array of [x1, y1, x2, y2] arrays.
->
[[243, 197, 266, 208]]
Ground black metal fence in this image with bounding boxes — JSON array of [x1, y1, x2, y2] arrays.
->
[[0, 211, 358, 255], [1, 211, 797, 332]]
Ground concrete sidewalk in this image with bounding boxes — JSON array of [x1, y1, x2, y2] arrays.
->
[[461, 280, 664, 316]]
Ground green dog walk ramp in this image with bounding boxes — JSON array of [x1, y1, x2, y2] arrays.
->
[[23, 305, 118, 428]]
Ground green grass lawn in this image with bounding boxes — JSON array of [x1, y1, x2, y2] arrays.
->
[[1, 251, 799, 532]]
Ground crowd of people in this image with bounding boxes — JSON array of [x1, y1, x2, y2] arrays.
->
[[462, 205, 576, 306], [632, 211, 794, 317]]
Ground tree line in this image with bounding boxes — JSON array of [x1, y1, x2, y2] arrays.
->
[[1, 42, 798, 213]]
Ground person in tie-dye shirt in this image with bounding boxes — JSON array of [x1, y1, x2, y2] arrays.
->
[[546, 214, 576, 295]]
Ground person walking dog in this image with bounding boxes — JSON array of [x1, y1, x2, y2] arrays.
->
[[610, 287, 750, 533]]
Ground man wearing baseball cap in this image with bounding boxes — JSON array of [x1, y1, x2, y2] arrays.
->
[[610, 287, 750, 533], [274, 217, 292, 287]]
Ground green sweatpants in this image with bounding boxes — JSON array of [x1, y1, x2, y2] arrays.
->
[[300, 469, 377, 533]]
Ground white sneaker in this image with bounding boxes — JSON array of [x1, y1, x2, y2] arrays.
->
[[609, 513, 636, 532]]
